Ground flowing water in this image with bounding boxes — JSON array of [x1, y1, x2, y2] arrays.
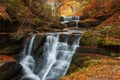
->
[[61, 16, 80, 28], [20, 31, 82, 80], [73, 16, 80, 28]]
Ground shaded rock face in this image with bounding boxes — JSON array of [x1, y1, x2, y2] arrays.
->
[[59, 34, 69, 42], [33, 34, 46, 58], [67, 22, 75, 27], [0, 62, 22, 80], [98, 45, 120, 56], [79, 21, 100, 28], [0, 34, 24, 55], [59, 33, 80, 45], [0, 19, 19, 32], [76, 46, 100, 54]]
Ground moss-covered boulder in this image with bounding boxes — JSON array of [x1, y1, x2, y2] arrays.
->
[[98, 38, 120, 46], [80, 26, 120, 55], [80, 30, 98, 46]]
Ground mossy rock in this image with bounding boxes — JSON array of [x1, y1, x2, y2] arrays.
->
[[0, 62, 22, 80], [66, 54, 91, 74], [80, 31, 98, 46], [33, 34, 46, 58], [98, 38, 120, 46], [1, 45, 22, 55]]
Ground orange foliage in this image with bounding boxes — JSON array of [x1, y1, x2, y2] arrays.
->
[[61, 54, 120, 80], [56, 0, 72, 3], [0, 4, 9, 19], [0, 55, 15, 61], [83, 0, 120, 17], [97, 11, 120, 27], [58, 4, 73, 16]]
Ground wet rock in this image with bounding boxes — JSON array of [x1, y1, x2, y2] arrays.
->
[[80, 31, 98, 46], [0, 34, 24, 55], [67, 22, 75, 27], [59, 34, 69, 42], [0, 62, 22, 80], [68, 33, 80, 45], [79, 20, 100, 28], [76, 46, 100, 54], [33, 34, 46, 58]]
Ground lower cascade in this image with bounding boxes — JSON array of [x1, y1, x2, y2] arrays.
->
[[20, 31, 81, 80]]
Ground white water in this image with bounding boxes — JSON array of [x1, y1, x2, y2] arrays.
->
[[20, 34, 40, 80], [61, 16, 80, 28], [73, 16, 80, 28], [20, 31, 81, 80]]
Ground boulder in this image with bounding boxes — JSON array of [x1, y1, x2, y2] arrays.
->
[[0, 62, 22, 80]]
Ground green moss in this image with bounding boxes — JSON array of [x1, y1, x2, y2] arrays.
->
[[99, 26, 120, 39], [81, 26, 120, 47], [80, 26, 120, 55], [84, 59, 102, 67], [80, 31, 98, 46], [34, 17, 43, 25], [2, 45, 20, 55], [67, 55, 90, 74], [67, 54, 103, 75], [101, 39, 120, 46]]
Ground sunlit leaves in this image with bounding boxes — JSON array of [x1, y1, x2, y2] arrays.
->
[[83, 0, 120, 17]]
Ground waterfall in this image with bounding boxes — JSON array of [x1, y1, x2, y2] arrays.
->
[[20, 34, 40, 80], [73, 16, 80, 28], [61, 16, 80, 27], [20, 31, 81, 80], [37, 34, 59, 80]]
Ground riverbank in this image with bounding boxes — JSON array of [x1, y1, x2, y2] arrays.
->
[[61, 53, 120, 80]]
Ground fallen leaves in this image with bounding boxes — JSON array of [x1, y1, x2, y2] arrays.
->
[[61, 54, 120, 80], [0, 55, 15, 61]]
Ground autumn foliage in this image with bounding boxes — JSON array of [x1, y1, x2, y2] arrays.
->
[[0, 4, 9, 19], [61, 54, 120, 80], [83, 0, 120, 18], [0, 55, 15, 61]]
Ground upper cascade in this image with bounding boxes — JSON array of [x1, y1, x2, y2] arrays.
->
[[61, 16, 80, 27]]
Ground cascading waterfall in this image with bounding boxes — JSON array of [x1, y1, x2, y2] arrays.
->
[[61, 16, 80, 27], [73, 16, 80, 28], [20, 34, 40, 80], [20, 31, 81, 80], [38, 34, 59, 80]]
